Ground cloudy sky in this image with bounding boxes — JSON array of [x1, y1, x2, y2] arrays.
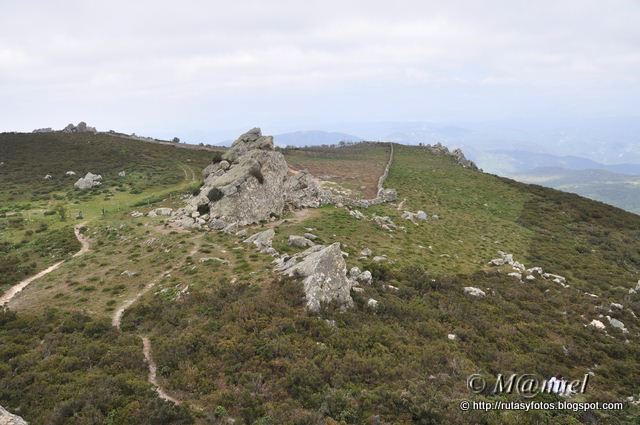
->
[[1, 0, 639, 143]]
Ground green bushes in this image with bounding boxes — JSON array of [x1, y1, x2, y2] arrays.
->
[[0, 309, 193, 424]]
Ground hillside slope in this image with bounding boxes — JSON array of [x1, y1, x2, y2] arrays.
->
[[1, 137, 639, 424]]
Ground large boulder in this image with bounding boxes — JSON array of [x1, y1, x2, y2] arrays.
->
[[0, 405, 28, 425], [74, 172, 102, 190], [279, 243, 354, 312], [183, 128, 329, 227]]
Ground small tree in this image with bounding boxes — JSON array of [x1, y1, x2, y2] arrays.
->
[[172, 137, 180, 143]]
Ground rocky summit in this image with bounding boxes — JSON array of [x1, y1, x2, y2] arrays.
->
[[174, 128, 344, 228]]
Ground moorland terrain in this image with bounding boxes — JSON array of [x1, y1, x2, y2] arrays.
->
[[1, 129, 640, 425]]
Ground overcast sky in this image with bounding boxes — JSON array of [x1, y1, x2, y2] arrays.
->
[[1, 0, 639, 142]]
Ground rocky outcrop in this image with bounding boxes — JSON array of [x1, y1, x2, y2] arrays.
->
[[0, 406, 28, 425], [74, 172, 102, 190], [177, 128, 327, 228], [276, 243, 353, 312], [62, 121, 97, 134], [175, 128, 399, 229], [488, 251, 568, 287], [421, 143, 478, 170], [32, 127, 53, 133]]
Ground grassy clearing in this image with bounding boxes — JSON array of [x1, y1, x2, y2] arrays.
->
[[283, 143, 390, 198]]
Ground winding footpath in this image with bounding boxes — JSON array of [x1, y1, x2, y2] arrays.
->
[[142, 337, 181, 405], [0, 224, 90, 307], [111, 235, 204, 405]]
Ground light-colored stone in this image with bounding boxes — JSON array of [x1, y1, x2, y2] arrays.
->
[[356, 270, 372, 285], [464, 287, 486, 297], [0, 405, 28, 425], [367, 298, 379, 309], [65, 170, 76, 176], [589, 319, 606, 330], [606, 316, 628, 333], [148, 207, 173, 217], [279, 243, 353, 312], [244, 229, 276, 253], [288, 235, 315, 248], [447, 334, 457, 340], [74, 172, 102, 190]]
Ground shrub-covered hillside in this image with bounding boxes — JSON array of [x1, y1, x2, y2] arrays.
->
[[1, 140, 639, 424]]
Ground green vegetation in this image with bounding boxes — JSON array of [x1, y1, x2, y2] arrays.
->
[[2, 137, 640, 424]]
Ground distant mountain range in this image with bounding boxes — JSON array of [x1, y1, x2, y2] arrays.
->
[[273, 131, 363, 147], [510, 167, 640, 214], [468, 150, 640, 176]]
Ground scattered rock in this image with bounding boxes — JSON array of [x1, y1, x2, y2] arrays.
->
[[43, 174, 53, 180], [367, 298, 379, 309], [360, 247, 372, 257], [447, 334, 457, 341], [589, 319, 606, 330], [121, 270, 138, 277], [372, 256, 387, 263], [118, 170, 126, 177], [402, 210, 428, 223], [130, 211, 144, 218], [74, 172, 102, 190], [356, 270, 372, 285], [148, 208, 173, 217], [303, 232, 318, 240], [288, 235, 316, 248], [610, 303, 624, 310], [464, 287, 486, 297], [65, 171, 76, 176], [372, 215, 398, 231], [244, 229, 276, 254], [606, 316, 628, 333], [348, 209, 365, 220]]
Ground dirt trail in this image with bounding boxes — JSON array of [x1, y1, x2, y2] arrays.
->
[[142, 336, 181, 405], [112, 235, 203, 404], [111, 280, 158, 329], [1, 224, 89, 307]]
